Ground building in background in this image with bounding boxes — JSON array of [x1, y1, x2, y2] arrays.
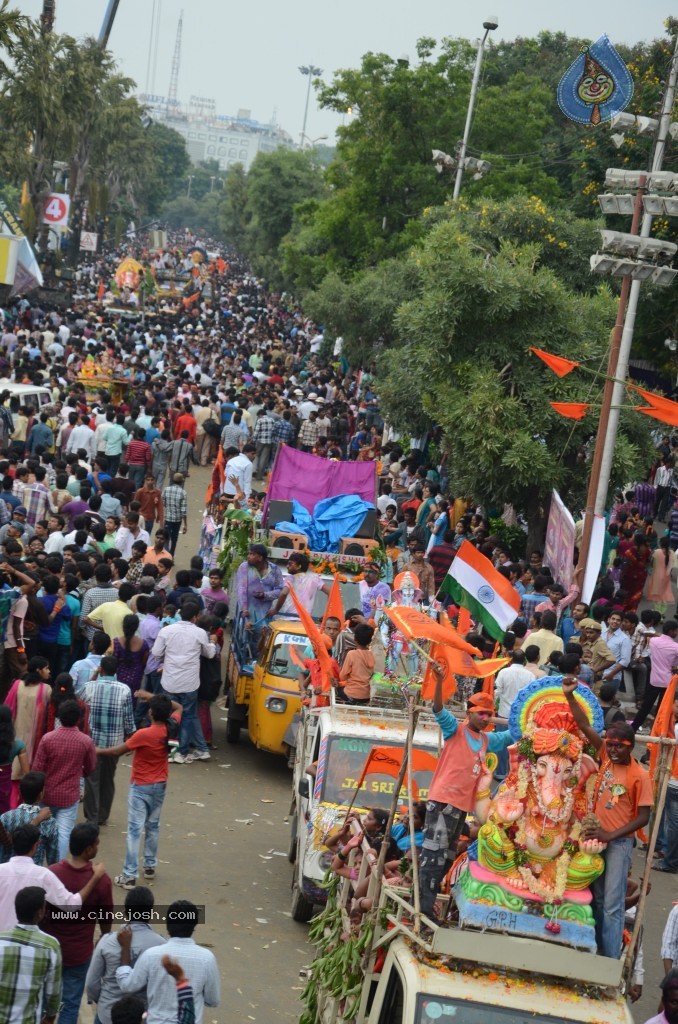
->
[[140, 94, 296, 172]]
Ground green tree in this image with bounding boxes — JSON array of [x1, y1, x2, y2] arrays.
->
[[243, 148, 324, 284], [218, 163, 247, 244], [376, 203, 651, 545]]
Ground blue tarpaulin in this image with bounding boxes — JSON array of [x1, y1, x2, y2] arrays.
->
[[271, 494, 375, 553]]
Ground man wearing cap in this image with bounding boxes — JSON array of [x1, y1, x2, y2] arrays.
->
[[418, 663, 514, 922], [579, 618, 614, 681], [297, 394, 318, 420]]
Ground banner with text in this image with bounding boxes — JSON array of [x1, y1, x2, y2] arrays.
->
[[543, 489, 576, 591]]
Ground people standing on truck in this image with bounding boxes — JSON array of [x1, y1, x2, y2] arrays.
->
[[418, 664, 514, 923], [272, 551, 331, 617], [234, 544, 284, 653], [562, 676, 651, 959], [337, 623, 376, 705], [333, 609, 367, 668]]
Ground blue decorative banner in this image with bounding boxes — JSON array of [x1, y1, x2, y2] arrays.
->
[[557, 34, 634, 126]]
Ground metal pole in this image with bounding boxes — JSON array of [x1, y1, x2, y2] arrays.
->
[[594, 32, 678, 515], [577, 31, 678, 582], [301, 72, 312, 148], [453, 29, 489, 201], [575, 181, 645, 583]]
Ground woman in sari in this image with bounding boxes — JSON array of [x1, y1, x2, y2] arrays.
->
[[646, 535, 676, 614], [5, 656, 51, 807], [620, 533, 652, 611]]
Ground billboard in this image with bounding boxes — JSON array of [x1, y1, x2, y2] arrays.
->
[[543, 489, 576, 591]]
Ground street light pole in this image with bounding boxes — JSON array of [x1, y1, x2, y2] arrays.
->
[[186, 175, 194, 198], [453, 16, 498, 200], [299, 64, 322, 147]]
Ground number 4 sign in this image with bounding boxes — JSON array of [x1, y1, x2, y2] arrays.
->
[[42, 193, 70, 227]]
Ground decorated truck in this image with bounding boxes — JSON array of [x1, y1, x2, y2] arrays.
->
[[298, 676, 656, 1024]]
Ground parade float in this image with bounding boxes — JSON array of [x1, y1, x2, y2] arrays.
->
[[455, 677, 606, 950]]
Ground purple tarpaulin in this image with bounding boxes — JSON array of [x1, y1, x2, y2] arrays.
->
[[262, 447, 378, 519]]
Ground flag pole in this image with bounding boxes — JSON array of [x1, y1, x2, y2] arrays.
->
[[406, 708, 422, 933]]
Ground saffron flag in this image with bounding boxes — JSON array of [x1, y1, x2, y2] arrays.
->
[[635, 405, 678, 429], [649, 673, 678, 786], [97, 280, 104, 302], [457, 606, 472, 636], [382, 605, 482, 656], [321, 574, 344, 631], [628, 384, 678, 413], [355, 745, 439, 800], [530, 347, 580, 378], [205, 446, 225, 504], [440, 541, 520, 642], [550, 401, 590, 420], [420, 643, 508, 700], [288, 585, 336, 692]]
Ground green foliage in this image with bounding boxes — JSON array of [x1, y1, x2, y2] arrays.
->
[[488, 518, 527, 560], [376, 202, 651, 541]]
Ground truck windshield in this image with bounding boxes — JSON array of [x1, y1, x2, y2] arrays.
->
[[266, 632, 309, 679], [416, 995, 563, 1024], [320, 736, 435, 810]]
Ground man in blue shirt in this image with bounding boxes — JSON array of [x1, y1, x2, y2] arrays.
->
[[601, 610, 632, 691]]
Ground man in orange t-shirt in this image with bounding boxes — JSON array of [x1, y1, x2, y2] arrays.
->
[[173, 405, 197, 444], [94, 694, 181, 890], [563, 677, 651, 959]]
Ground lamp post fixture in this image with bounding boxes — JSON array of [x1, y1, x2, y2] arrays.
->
[[299, 64, 323, 148], [453, 16, 498, 200], [186, 175, 194, 198]]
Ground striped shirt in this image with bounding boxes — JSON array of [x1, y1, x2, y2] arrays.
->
[[125, 439, 151, 467], [23, 483, 53, 527], [252, 416, 275, 445], [0, 923, 62, 1024], [274, 419, 295, 447], [519, 589, 547, 623], [220, 422, 247, 450], [661, 904, 678, 963], [84, 676, 136, 748]]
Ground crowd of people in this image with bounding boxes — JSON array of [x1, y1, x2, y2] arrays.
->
[[0, 230, 677, 1024]]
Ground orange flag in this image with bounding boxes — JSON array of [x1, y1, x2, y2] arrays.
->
[[530, 347, 580, 378], [205, 446, 225, 503], [383, 606, 482, 656], [457, 606, 472, 636], [649, 673, 678, 786], [355, 745, 439, 800], [421, 643, 508, 700], [635, 405, 678, 428], [550, 401, 590, 420], [97, 280, 104, 302], [288, 585, 335, 692], [321, 574, 344, 630], [629, 385, 678, 414]]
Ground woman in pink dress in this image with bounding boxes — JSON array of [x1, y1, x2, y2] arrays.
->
[[646, 535, 676, 614]]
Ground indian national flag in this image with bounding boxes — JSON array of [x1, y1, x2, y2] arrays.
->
[[440, 541, 520, 641]]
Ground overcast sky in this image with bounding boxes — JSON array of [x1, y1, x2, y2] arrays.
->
[[14, 1, 672, 142]]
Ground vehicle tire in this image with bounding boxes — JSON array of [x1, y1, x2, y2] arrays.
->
[[225, 718, 241, 744], [291, 876, 314, 922], [287, 744, 296, 771], [288, 811, 298, 864]]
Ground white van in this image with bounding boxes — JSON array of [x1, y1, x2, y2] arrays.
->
[[0, 382, 52, 413]]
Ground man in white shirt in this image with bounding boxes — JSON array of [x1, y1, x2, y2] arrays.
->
[[44, 514, 66, 554], [297, 394, 318, 420], [222, 443, 254, 504], [495, 650, 534, 718], [66, 415, 95, 460], [0, 823, 106, 929], [151, 604, 217, 764]]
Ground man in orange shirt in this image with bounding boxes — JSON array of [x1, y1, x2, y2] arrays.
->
[[95, 693, 181, 889], [173, 403, 197, 445], [563, 676, 651, 959], [134, 474, 164, 535], [143, 529, 173, 568]]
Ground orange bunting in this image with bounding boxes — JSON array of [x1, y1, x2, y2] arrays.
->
[[287, 585, 335, 692], [550, 401, 591, 420], [530, 347, 580, 378], [321, 574, 344, 631], [635, 405, 678, 429]]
